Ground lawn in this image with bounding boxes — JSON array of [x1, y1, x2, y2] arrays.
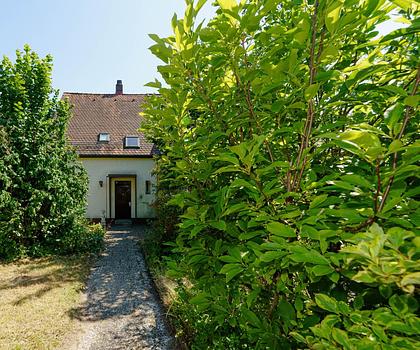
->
[[0, 255, 93, 350]]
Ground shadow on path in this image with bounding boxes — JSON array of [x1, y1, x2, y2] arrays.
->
[[67, 225, 173, 350]]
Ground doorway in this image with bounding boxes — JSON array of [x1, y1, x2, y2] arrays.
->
[[115, 181, 131, 219]]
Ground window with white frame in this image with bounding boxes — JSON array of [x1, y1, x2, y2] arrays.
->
[[98, 133, 110, 142], [124, 136, 140, 148]]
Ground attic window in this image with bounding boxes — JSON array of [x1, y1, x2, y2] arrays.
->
[[98, 133, 110, 142], [124, 136, 140, 148]]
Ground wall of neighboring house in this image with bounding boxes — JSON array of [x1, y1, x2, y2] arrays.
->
[[80, 157, 156, 219]]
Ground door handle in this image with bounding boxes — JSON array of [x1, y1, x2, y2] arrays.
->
[[128, 202, 131, 207]]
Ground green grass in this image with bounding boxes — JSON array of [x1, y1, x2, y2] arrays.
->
[[0, 255, 93, 350]]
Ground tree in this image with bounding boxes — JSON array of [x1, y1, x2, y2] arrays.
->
[[0, 46, 91, 259], [143, 0, 419, 348]]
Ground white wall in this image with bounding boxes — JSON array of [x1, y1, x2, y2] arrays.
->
[[80, 157, 156, 219]]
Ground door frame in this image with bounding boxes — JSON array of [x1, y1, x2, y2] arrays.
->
[[114, 180, 132, 219], [108, 175, 137, 219]]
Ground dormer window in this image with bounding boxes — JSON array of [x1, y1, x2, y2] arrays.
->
[[124, 136, 140, 148], [98, 133, 110, 142]]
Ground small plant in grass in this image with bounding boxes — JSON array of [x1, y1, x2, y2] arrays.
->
[[143, 0, 419, 348]]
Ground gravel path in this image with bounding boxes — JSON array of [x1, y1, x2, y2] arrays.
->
[[65, 225, 174, 350]]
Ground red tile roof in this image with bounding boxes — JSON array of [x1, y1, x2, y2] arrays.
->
[[64, 92, 156, 157]]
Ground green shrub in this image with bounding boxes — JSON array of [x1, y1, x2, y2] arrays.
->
[[0, 46, 93, 260], [143, 0, 420, 348], [146, 189, 182, 259], [57, 223, 105, 255], [0, 127, 22, 258]]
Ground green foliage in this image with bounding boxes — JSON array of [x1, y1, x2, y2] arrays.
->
[[0, 46, 96, 260], [57, 223, 105, 255], [142, 189, 182, 268], [143, 0, 420, 348]]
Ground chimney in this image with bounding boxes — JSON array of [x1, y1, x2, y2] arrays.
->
[[115, 80, 123, 95]]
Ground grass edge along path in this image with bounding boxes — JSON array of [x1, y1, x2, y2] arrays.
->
[[139, 234, 192, 350]]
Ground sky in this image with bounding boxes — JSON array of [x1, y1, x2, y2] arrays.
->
[[0, 0, 215, 94], [0, 1, 403, 95]]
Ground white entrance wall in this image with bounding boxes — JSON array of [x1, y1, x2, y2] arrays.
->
[[80, 157, 156, 219]]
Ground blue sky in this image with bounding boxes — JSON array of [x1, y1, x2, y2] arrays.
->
[[0, 0, 215, 94], [0, 1, 402, 95]]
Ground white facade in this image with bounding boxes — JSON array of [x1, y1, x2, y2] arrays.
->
[[80, 157, 156, 219]]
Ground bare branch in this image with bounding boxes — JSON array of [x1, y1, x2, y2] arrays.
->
[[290, 0, 321, 191], [378, 66, 420, 212]]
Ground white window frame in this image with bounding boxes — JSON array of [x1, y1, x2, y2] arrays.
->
[[124, 136, 140, 148], [98, 133, 110, 142]]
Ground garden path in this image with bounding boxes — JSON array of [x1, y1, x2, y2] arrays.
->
[[64, 225, 174, 350]]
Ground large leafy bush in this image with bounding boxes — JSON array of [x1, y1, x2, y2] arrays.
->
[[0, 46, 100, 259], [143, 0, 419, 348]]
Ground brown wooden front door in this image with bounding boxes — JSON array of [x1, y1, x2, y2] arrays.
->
[[115, 181, 131, 219]]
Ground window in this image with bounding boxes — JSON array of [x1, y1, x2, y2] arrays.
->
[[145, 180, 152, 194], [124, 136, 140, 148], [98, 133, 110, 142]]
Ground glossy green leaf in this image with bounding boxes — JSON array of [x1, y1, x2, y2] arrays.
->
[[217, 0, 238, 10], [260, 250, 287, 262], [242, 308, 262, 328], [304, 83, 320, 100], [332, 328, 351, 349], [325, 1, 343, 34], [315, 294, 339, 313], [219, 263, 244, 282], [312, 265, 334, 276], [190, 293, 209, 305], [404, 95, 420, 107], [267, 222, 296, 237], [289, 246, 330, 265], [309, 194, 328, 208], [278, 298, 296, 321]]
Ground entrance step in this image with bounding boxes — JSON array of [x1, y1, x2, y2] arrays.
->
[[113, 219, 132, 226]]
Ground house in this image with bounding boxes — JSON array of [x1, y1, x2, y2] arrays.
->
[[64, 80, 157, 223]]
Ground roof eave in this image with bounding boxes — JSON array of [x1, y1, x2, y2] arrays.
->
[[78, 154, 154, 159]]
